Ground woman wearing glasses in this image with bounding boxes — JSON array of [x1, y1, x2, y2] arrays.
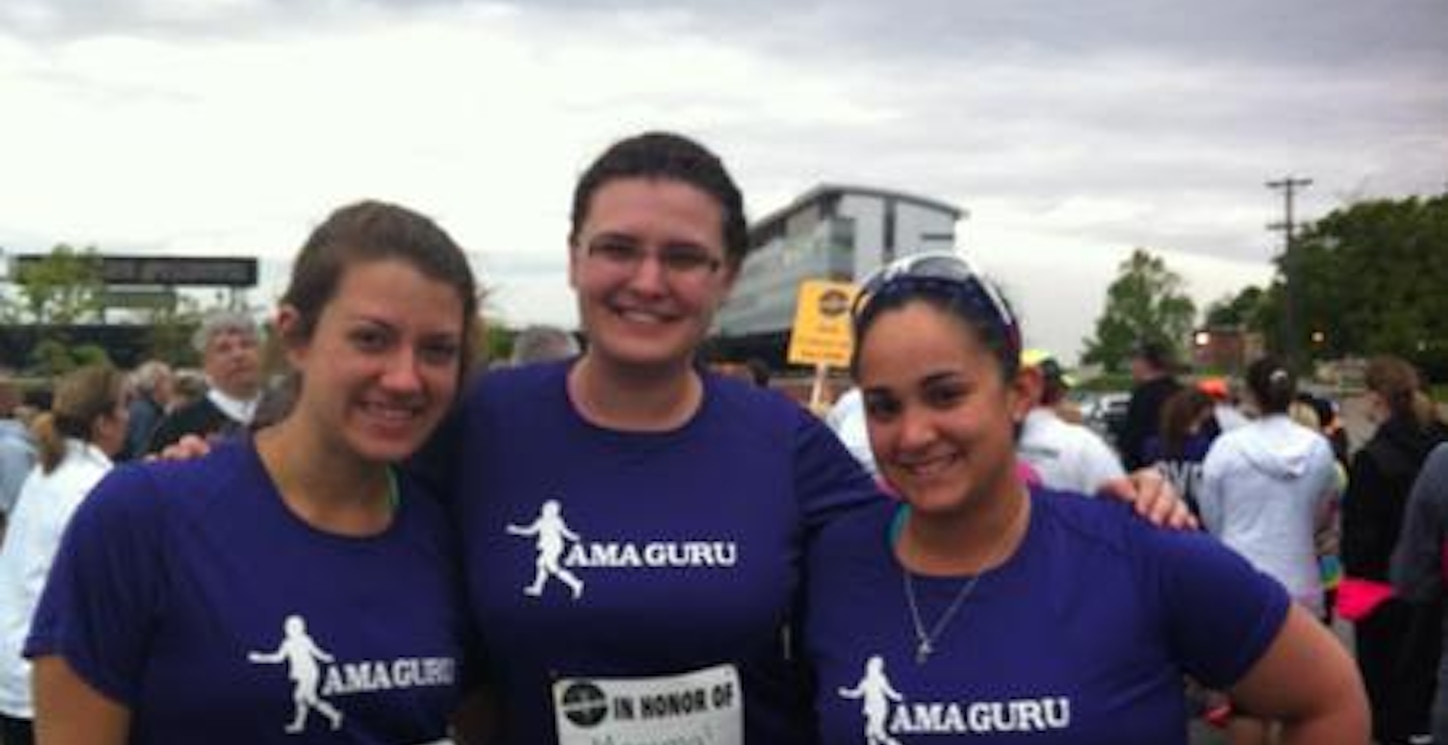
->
[[431, 132, 880, 743], [805, 253, 1368, 743], [429, 132, 1192, 743]]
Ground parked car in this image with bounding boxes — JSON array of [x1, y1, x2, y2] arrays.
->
[[1081, 392, 1130, 449]]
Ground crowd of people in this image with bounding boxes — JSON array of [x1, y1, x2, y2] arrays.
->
[[1106, 344, 1446, 745], [0, 130, 1442, 745]]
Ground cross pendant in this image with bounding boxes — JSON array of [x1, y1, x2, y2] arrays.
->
[[915, 639, 933, 664]]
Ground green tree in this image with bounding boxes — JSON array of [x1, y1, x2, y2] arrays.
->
[[0, 261, 16, 323], [1260, 194, 1448, 374], [12, 243, 105, 325], [1205, 286, 1266, 328], [486, 324, 514, 365], [27, 339, 112, 376], [4, 244, 109, 374], [143, 294, 205, 366], [1081, 249, 1197, 373]]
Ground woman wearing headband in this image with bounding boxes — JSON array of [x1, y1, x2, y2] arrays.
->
[[428, 133, 1193, 743], [805, 252, 1366, 743]]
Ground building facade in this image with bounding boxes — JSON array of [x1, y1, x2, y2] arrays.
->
[[715, 184, 964, 339]]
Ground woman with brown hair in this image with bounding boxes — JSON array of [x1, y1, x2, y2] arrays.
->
[[1342, 355, 1448, 745], [1143, 386, 1219, 516], [27, 201, 480, 745], [0, 365, 129, 745]]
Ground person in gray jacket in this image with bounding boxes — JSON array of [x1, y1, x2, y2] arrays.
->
[[0, 373, 35, 547], [1391, 442, 1448, 744]]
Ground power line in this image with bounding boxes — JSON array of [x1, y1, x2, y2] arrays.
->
[[1267, 176, 1312, 367]]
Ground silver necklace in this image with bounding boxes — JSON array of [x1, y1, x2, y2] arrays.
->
[[900, 499, 1025, 665], [902, 564, 985, 665]]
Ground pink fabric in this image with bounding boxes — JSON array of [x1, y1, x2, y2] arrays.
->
[[1336, 577, 1396, 622]]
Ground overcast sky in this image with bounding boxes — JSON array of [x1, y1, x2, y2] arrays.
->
[[3, 0, 1445, 363]]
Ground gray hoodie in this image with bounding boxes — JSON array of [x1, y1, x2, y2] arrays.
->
[[1200, 415, 1339, 614]]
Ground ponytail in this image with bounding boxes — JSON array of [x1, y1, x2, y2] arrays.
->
[[1246, 355, 1296, 414], [31, 412, 67, 473], [33, 364, 127, 473]]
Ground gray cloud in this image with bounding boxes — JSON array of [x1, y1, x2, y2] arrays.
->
[[4, 0, 1444, 361], [14, 0, 1448, 71], [461, 0, 1448, 75]]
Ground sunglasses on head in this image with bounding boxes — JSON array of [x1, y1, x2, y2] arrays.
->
[[851, 250, 1021, 357]]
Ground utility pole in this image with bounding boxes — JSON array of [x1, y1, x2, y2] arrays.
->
[[1267, 176, 1312, 368]]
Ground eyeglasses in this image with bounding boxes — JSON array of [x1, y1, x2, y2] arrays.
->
[[584, 237, 724, 279], [852, 250, 1020, 356]]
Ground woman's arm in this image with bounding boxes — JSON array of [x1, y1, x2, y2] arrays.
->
[[1226, 604, 1369, 744], [33, 656, 130, 745]]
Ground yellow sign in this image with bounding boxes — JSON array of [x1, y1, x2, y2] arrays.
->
[[786, 279, 859, 368]]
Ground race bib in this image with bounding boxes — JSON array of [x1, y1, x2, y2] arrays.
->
[[552, 663, 743, 745]]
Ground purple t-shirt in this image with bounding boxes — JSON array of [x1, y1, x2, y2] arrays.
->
[[27, 440, 469, 744], [449, 361, 880, 743], [1143, 432, 1216, 515], [806, 486, 1289, 744]]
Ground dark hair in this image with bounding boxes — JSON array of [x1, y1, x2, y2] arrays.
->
[[1365, 355, 1439, 429], [744, 358, 771, 388], [1133, 340, 1176, 372], [1295, 392, 1335, 428], [851, 283, 1021, 383], [32, 365, 126, 473], [1036, 358, 1069, 406], [280, 200, 481, 379], [1245, 355, 1296, 414], [569, 132, 749, 269], [1159, 387, 1216, 458]]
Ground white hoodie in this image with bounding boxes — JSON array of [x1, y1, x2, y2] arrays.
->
[[1199, 414, 1338, 615]]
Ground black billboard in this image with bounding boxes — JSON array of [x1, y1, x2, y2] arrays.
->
[[12, 255, 258, 287]]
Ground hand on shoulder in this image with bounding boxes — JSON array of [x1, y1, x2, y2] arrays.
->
[[148, 434, 212, 462], [1100, 469, 1199, 531]]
